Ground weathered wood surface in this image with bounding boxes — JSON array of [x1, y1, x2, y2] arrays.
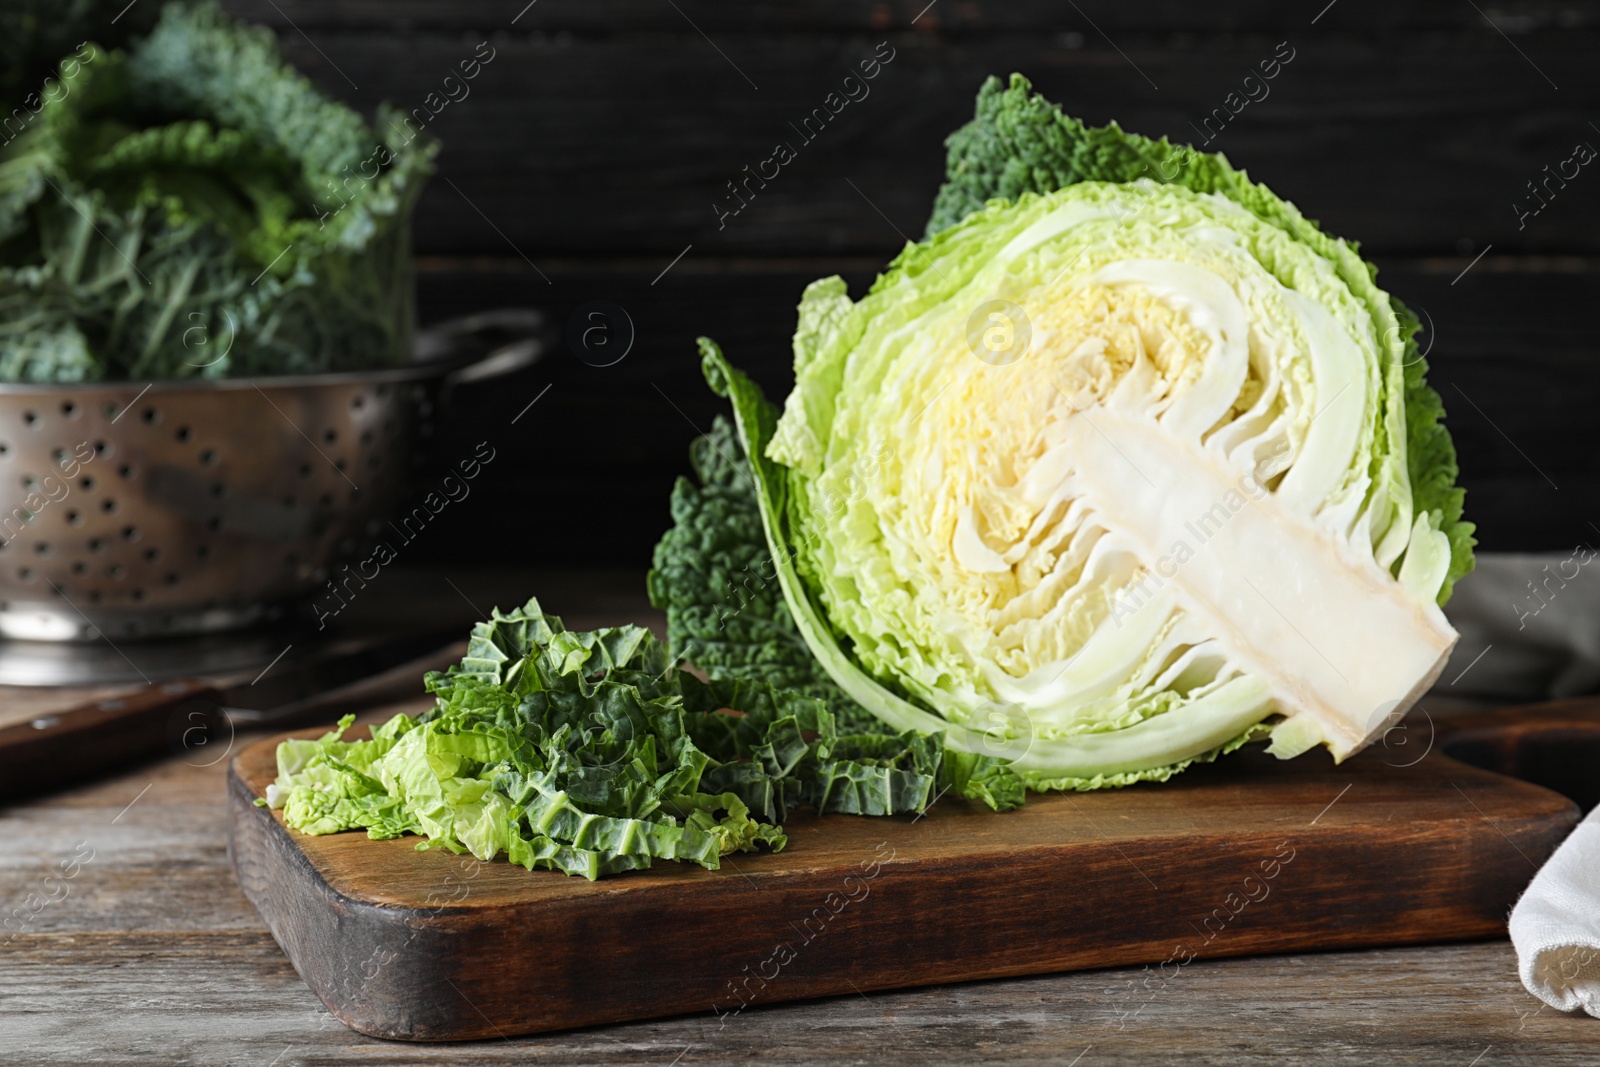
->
[[1, 932, 1596, 1066], [214, 8, 1600, 256], [1, 711, 1597, 1063], [0, 596, 1596, 1062], [220, 1, 1600, 33]]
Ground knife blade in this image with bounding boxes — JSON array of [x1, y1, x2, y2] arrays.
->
[[0, 627, 463, 803], [217, 628, 464, 723]]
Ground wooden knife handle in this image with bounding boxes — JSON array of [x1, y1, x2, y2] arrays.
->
[[0, 680, 228, 803]]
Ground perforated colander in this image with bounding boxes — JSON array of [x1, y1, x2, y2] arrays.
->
[[0, 311, 542, 641]]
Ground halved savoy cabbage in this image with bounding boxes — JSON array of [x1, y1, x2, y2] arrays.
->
[[654, 75, 1473, 793]]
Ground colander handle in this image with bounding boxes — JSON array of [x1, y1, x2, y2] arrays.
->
[[0, 680, 226, 802], [414, 309, 549, 388]]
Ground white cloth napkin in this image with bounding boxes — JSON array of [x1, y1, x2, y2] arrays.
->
[[1511, 804, 1600, 1016], [1442, 552, 1600, 1014]]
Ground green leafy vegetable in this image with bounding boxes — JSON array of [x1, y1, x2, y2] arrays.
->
[[0, 1, 435, 381], [647, 416, 845, 703], [651, 75, 1475, 796], [269, 598, 970, 880]]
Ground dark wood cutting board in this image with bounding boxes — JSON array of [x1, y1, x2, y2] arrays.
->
[[226, 701, 1595, 1042]]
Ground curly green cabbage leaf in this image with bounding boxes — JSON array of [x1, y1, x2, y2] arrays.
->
[[268, 597, 978, 879], [647, 416, 852, 704], [670, 76, 1474, 793], [0, 1, 435, 380]]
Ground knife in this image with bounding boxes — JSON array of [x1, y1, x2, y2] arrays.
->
[[0, 627, 463, 802]]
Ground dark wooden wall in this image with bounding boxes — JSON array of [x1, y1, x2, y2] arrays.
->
[[222, 0, 1600, 566]]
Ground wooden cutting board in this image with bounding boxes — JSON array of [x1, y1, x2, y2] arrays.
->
[[227, 702, 1594, 1042]]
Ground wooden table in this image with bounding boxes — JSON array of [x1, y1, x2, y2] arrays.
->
[[3, 573, 1598, 1065]]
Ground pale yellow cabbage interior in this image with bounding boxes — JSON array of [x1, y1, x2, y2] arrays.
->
[[768, 182, 1456, 779]]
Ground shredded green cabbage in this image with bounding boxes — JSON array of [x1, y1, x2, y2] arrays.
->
[[268, 597, 1020, 880]]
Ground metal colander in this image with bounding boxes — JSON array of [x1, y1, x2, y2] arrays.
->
[[0, 312, 542, 641]]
